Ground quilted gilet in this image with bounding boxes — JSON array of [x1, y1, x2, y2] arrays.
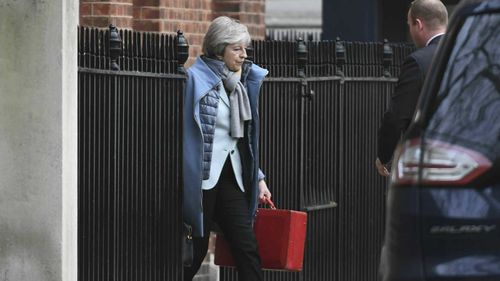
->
[[199, 85, 220, 180]]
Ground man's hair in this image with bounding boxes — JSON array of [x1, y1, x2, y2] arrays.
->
[[409, 0, 448, 30], [202, 16, 251, 58]]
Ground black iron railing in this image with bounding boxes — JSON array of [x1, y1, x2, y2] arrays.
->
[[78, 26, 186, 281]]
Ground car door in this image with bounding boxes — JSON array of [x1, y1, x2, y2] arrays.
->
[[417, 10, 500, 280]]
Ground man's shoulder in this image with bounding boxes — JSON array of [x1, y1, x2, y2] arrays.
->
[[409, 35, 443, 66], [410, 43, 439, 63], [407, 42, 440, 76]]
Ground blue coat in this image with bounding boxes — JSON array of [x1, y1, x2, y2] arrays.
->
[[183, 57, 268, 237]]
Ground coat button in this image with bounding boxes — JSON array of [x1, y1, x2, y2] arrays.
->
[[231, 150, 235, 154]]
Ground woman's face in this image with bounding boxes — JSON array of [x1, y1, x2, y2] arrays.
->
[[221, 43, 247, 72]]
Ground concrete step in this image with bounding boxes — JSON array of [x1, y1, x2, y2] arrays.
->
[[193, 253, 219, 281], [193, 274, 211, 281]]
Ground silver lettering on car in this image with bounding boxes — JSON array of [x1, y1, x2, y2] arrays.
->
[[430, 225, 497, 234]]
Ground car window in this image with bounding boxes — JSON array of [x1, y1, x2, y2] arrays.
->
[[425, 13, 500, 160]]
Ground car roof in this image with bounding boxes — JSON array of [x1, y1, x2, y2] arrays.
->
[[454, 0, 500, 17]]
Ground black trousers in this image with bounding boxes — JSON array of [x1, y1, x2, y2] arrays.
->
[[184, 160, 263, 281]]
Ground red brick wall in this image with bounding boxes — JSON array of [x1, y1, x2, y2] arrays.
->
[[146, 0, 214, 59], [212, 0, 265, 40], [80, 0, 266, 60], [80, 0, 134, 29]]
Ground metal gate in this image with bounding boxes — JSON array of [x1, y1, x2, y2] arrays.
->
[[78, 26, 186, 281]]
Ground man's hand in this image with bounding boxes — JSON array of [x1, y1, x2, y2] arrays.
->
[[258, 180, 272, 203], [375, 158, 390, 177]]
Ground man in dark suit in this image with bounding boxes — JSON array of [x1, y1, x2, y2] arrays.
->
[[375, 0, 448, 176]]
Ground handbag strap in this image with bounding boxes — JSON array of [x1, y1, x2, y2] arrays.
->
[[262, 197, 277, 209]]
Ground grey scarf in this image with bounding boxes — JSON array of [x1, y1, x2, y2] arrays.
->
[[203, 56, 252, 138]]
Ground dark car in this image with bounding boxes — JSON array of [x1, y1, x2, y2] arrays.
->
[[381, 0, 500, 280]]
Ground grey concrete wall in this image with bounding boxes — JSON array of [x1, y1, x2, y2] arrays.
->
[[0, 0, 78, 280], [266, 0, 322, 27]]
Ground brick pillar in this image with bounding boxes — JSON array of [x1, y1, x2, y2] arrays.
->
[[212, 0, 266, 40], [80, 0, 134, 29]]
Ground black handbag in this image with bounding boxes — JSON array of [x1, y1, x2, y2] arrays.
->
[[183, 223, 194, 267]]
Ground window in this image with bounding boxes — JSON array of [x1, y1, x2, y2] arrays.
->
[[426, 13, 500, 160]]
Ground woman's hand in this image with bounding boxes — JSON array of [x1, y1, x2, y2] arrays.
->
[[258, 180, 272, 203]]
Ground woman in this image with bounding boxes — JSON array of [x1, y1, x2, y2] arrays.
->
[[182, 16, 272, 281]]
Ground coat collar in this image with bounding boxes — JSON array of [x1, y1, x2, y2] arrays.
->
[[188, 57, 268, 87], [426, 33, 444, 46], [187, 57, 269, 102], [188, 58, 221, 98], [246, 61, 268, 85]]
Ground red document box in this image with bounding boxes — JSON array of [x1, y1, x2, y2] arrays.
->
[[214, 204, 307, 271]]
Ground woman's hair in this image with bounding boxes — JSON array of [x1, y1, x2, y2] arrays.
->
[[202, 16, 251, 58]]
